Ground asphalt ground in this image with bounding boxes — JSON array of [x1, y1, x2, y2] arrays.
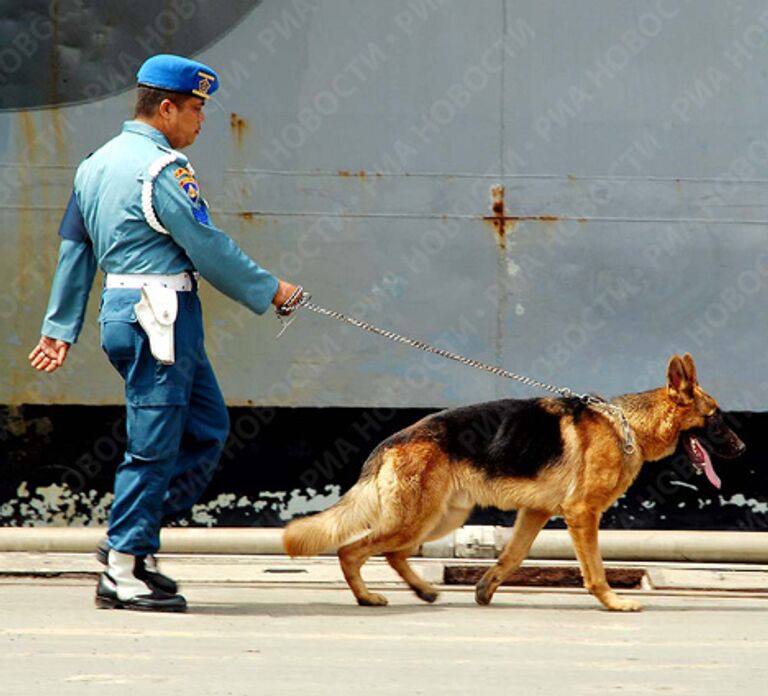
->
[[1, 556, 767, 696]]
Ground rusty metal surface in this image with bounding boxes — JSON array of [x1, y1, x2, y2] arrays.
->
[[443, 564, 646, 589], [2, 1, 768, 410]]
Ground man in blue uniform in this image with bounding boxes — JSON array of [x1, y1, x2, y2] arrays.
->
[[28, 54, 303, 612]]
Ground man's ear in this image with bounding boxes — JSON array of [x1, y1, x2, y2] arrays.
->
[[681, 352, 697, 384], [158, 98, 175, 118], [667, 354, 694, 403]]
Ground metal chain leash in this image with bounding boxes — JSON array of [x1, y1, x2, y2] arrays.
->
[[277, 294, 636, 455]]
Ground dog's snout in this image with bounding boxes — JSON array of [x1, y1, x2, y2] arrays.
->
[[720, 432, 747, 459]]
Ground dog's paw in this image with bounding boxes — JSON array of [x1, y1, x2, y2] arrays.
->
[[357, 592, 389, 607], [605, 597, 642, 612], [474, 582, 494, 606], [415, 587, 439, 604]]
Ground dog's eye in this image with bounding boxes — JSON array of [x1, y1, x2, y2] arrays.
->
[[704, 409, 723, 426]]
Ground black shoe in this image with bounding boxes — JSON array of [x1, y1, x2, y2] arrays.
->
[[95, 572, 187, 613], [96, 537, 179, 595]]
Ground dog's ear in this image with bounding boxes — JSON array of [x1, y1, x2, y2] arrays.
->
[[681, 352, 698, 384], [667, 354, 694, 403]]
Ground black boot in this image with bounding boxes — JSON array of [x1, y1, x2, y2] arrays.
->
[[95, 550, 186, 612], [96, 538, 179, 595]]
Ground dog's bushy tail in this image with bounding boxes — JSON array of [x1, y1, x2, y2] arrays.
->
[[283, 478, 380, 556]]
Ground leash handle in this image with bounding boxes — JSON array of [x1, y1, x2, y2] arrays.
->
[[275, 288, 312, 338], [276, 286, 311, 317]]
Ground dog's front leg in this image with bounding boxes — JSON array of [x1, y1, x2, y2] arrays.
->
[[475, 508, 550, 605], [564, 508, 641, 612]]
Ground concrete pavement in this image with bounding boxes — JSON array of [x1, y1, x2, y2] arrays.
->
[[1, 556, 768, 695]]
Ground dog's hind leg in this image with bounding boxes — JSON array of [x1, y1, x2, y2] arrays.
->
[[337, 538, 389, 606], [338, 512, 449, 606], [564, 506, 641, 612], [338, 447, 453, 606], [384, 547, 439, 603], [475, 507, 550, 605], [384, 500, 472, 604]]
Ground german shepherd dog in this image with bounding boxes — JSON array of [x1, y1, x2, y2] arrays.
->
[[284, 354, 745, 611]]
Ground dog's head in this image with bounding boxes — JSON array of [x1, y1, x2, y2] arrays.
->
[[666, 353, 746, 489]]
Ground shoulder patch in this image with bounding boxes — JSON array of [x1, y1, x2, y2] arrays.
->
[[192, 201, 210, 224], [176, 171, 200, 202]]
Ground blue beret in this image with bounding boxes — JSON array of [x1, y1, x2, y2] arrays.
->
[[137, 54, 219, 99]]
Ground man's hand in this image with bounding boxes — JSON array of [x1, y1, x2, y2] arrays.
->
[[272, 280, 300, 308], [28, 336, 70, 373]]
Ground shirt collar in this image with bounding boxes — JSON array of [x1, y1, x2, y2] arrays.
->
[[122, 120, 171, 147]]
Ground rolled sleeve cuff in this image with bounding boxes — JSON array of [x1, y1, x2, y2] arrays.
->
[[41, 319, 78, 344], [247, 273, 280, 315]]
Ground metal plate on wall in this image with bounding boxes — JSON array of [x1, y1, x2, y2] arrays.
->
[[1, 0, 767, 411]]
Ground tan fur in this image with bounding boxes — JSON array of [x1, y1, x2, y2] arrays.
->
[[283, 353, 719, 611], [282, 477, 380, 556]]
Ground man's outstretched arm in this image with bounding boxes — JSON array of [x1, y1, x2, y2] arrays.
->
[[29, 192, 97, 373], [153, 168, 299, 313]]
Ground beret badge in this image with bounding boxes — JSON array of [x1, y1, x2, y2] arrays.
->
[[193, 71, 216, 99]]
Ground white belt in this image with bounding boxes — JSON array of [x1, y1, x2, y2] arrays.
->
[[105, 272, 195, 292]]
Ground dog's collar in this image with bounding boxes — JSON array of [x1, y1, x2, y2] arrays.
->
[[585, 399, 637, 456]]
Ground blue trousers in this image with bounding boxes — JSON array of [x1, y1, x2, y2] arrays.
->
[[99, 288, 229, 556]]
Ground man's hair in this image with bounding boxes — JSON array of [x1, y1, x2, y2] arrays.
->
[[134, 86, 191, 117]]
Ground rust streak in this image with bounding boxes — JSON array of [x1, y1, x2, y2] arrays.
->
[[19, 112, 38, 161], [481, 184, 511, 249], [507, 215, 560, 222], [49, 108, 67, 166], [14, 113, 37, 403], [337, 170, 367, 178], [482, 185, 561, 248], [230, 112, 248, 146], [237, 212, 266, 228]]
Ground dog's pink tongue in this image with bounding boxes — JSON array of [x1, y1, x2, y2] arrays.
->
[[696, 440, 721, 489]]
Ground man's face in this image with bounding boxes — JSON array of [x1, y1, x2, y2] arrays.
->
[[163, 96, 206, 149]]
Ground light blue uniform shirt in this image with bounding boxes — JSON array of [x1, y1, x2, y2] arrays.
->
[[42, 121, 279, 343]]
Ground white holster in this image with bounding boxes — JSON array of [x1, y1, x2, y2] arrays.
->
[[134, 286, 178, 365]]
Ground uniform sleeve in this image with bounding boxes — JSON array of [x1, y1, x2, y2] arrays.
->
[[152, 167, 279, 315], [41, 238, 97, 343]]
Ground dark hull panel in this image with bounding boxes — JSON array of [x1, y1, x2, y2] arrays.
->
[[0, 0, 261, 110], [1, 405, 765, 531]]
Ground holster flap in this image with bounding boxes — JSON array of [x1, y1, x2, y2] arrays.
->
[[134, 286, 178, 365]]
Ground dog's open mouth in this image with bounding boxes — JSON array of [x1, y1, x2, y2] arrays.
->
[[682, 433, 721, 489]]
